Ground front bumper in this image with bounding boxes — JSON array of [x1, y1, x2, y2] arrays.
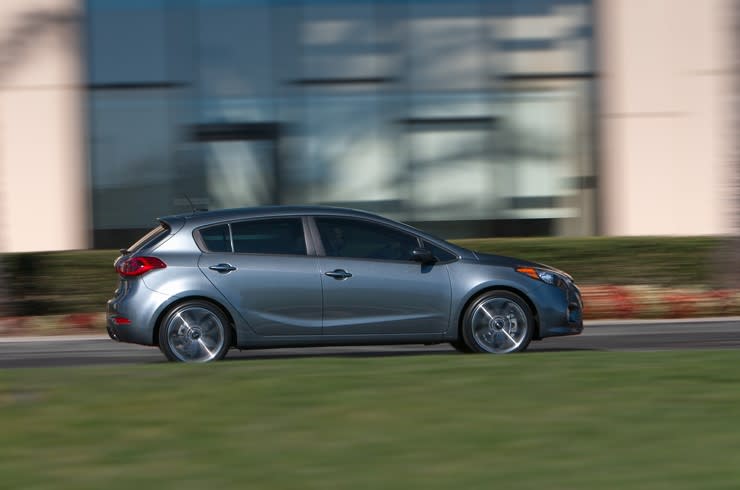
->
[[535, 280, 584, 338]]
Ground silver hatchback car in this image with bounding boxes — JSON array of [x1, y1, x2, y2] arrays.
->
[[107, 206, 583, 362]]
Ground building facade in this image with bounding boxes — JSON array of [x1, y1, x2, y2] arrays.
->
[[0, 0, 736, 252]]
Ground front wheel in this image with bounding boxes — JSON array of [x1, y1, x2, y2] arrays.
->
[[159, 300, 232, 363], [461, 291, 534, 354]]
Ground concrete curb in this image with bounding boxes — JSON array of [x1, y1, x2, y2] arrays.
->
[[0, 334, 109, 343]]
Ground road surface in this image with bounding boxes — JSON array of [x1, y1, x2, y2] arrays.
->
[[1, 318, 738, 368]]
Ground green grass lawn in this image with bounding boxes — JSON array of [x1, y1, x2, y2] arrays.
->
[[2, 351, 740, 489]]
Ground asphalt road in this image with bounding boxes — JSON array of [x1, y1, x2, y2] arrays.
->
[[1, 318, 739, 369]]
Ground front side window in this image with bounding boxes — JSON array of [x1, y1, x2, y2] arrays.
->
[[231, 218, 307, 255], [315, 217, 419, 261], [422, 240, 457, 263]]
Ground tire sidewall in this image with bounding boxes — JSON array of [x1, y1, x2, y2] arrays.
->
[[158, 300, 232, 362], [461, 290, 534, 354]]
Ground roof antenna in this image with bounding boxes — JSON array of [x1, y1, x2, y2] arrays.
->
[[182, 194, 207, 213], [183, 194, 196, 213]]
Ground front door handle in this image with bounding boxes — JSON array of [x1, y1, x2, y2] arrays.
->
[[209, 263, 237, 273], [325, 269, 352, 280]]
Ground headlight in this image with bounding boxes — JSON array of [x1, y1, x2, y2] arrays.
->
[[515, 267, 566, 288]]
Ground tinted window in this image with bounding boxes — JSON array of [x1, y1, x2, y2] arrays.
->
[[231, 218, 306, 255], [422, 240, 457, 263], [126, 224, 169, 253], [316, 218, 420, 261], [199, 224, 231, 253]]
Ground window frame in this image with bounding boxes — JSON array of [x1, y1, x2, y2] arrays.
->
[[193, 216, 315, 257]]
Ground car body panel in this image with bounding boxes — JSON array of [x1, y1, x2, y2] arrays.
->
[[197, 253, 323, 337], [318, 257, 452, 335], [106, 205, 583, 354]]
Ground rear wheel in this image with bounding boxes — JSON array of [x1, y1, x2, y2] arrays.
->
[[158, 300, 231, 363], [461, 291, 534, 354]]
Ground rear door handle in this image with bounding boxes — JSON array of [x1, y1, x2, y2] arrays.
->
[[209, 263, 237, 273], [325, 269, 352, 280]]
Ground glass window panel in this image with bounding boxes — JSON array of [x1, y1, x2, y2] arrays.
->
[[90, 91, 174, 229], [199, 224, 232, 253], [490, 0, 594, 75], [300, 1, 398, 81], [316, 218, 419, 261], [196, 0, 273, 97], [201, 140, 276, 209], [422, 240, 457, 263], [231, 218, 306, 255], [126, 224, 169, 254], [88, 0, 168, 84], [404, 93, 499, 220], [407, 1, 486, 91], [290, 94, 403, 216], [500, 90, 581, 220]]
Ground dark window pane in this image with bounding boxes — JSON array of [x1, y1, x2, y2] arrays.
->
[[422, 240, 457, 263], [88, 1, 168, 85], [200, 224, 231, 253], [127, 224, 169, 253], [231, 219, 306, 255], [316, 218, 419, 261]]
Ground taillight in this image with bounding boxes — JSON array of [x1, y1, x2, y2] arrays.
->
[[116, 256, 167, 277]]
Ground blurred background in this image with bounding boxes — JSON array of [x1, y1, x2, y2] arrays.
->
[[0, 0, 737, 252]]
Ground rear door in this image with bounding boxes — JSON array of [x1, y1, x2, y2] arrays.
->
[[312, 216, 452, 336], [197, 217, 322, 336]]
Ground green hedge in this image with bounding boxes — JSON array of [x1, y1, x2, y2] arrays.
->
[[0, 237, 730, 316], [455, 236, 722, 287], [1, 250, 119, 316]]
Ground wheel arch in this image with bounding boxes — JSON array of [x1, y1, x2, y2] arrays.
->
[[456, 285, 541, 341], [153, 295, 238, 347]]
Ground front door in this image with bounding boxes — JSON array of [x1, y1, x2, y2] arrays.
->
[[313, 217, 452, 336]]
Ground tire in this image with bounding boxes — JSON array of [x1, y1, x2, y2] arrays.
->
[[449, 340, 474, 353], [158, 300, 232, 363], [461, 290, 534, 354]]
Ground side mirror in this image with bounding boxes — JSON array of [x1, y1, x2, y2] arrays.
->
[[412, 247, 437, 264]]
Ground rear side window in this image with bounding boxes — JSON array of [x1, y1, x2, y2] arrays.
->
[[200, 224, 231, 252], [231, 218, 307, 255], [126, 224, 169, 253]]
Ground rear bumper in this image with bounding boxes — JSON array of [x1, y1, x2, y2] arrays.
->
[[106, 321, 120, 341], [106, 298, 156, 345], [106, 280, 171, 346]]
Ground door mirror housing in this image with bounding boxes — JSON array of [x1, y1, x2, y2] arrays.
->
[[412, 247, 437, 264]]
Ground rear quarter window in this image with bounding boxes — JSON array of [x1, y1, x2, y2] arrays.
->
[[199, 224, 232, 253]]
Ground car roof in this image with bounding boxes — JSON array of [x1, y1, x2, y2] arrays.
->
[[158, 205, 473, 258], [161, 205, 387, 225]]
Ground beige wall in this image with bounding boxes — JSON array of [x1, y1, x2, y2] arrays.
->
[[0, 0, 88, 252], [598, 0, 736, 235]]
